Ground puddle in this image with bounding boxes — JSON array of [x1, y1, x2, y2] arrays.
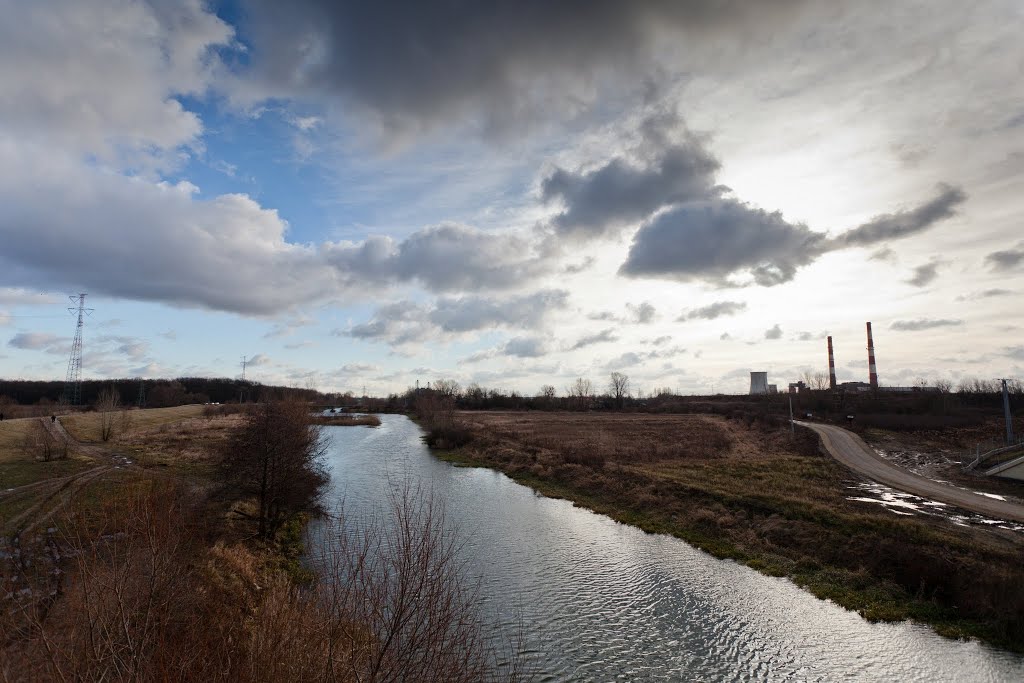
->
[[872, 448, 1022, 505], [845, 481, 1024, 533]]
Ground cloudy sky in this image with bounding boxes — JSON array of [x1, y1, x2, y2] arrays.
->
[[1, 0, 1022, 396]]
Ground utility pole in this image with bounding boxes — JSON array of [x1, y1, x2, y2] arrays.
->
[[789, 394, 795, 435], [61, 293, 92, 406], [239, 356, 249, 404], [136, 377, 146, 408], [999, 378, 1015, 444]]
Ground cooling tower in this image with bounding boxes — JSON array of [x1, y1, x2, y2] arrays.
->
[[749, 371, 769, 395]]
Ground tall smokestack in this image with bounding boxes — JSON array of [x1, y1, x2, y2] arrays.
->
[[827, 336, 837, 390], [866, 322, 878, 389]]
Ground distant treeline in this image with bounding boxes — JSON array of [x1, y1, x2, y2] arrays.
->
[[0, 377, 330, 408], [382, 377, 1021, 413], [382, 378, 1023, 441]]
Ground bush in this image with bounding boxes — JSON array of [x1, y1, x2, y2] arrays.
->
[[425, 424, 474, 450]]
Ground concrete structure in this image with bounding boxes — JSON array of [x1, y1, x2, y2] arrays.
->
[[788, 380, 807, 393], [767, 384, 778, 394], [866, 322, 878, 389], [985, 452, 1024, 481], [827, 336, 837, 390], [749, 372, 769, 395]]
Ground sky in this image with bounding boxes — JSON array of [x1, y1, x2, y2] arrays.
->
[[1, 0, 1022, 397]]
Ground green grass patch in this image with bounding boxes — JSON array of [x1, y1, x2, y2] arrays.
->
[[0, 456, 95, 490]]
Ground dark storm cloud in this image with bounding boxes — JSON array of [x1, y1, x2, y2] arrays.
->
[[890, 318, 963, 331], [428, 290, 569, 332], [542, 130, 722, 239], [242, 0, 809, 134], [620, 185, 967, 287], [343, 290, 569, 346], [571, 328, 619, 350], [620, 199, 826, 286], [328, 223, 549, 293], [679, 300, 747, 321], [8, 332, 69, 354], [905, 261, 941, 287], [985, 242, 1024, 271], [587, 301, 657, 325], [827, 184, 967, 248]]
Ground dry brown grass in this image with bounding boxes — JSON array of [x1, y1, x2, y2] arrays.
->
[[116, 413, 246, 473], [60, 404, 205, 443], [313, 414, 382, 427], [3, 478, 522, 682], [444, 410, 1024, 652], [0, 418, 42, 463]]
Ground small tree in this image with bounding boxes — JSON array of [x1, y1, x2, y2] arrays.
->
[[433, 378, 462, 400], [538, 384, 556, 410], [96, 386, 121, 442], [219, 401, 329, 540], [608, 372, 629, 409], [567, 378, 593, 411]]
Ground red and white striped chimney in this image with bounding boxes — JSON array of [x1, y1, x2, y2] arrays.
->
[[866, 322, 878, 389], [827, 335, 837, 390]]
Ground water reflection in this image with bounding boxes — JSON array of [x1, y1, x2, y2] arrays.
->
[[314, 414, 1024, 682]]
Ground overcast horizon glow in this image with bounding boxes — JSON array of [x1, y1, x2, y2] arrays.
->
[[1, 0, 1022, 396]]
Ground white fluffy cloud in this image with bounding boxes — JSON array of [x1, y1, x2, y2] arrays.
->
[[0, 0, 233, 169]]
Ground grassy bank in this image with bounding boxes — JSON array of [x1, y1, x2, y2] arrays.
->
[[434, 411, 1024, 652], [312, 413, 382, 427], [3, 404, 518, 681]]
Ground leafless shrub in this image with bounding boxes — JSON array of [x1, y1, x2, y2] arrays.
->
[[2, 481, 202, 682], [20, 419, 69, 461], [310, 485, 525, 683], [567, 378, 593, 410], [95, 386, 121, 442], [218, 400, 330, 540]]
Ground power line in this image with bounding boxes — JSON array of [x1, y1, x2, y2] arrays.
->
[[61, 293, 93, 406]]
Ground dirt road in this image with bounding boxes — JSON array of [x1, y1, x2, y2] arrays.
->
[[798, 421, 1024, 524]]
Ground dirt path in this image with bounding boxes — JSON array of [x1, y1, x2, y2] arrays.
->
[[1, 417, 130, 536], [798, 421, 1024, 524]]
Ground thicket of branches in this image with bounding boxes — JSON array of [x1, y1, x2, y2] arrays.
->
[[218, 400, 329, 540], [2, 481, 523, 682]]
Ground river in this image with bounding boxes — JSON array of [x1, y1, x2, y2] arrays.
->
[[312, 414, 1024, 682]]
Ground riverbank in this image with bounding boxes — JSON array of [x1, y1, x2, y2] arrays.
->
[[3, 406, 520, 681], [435, 410, 1024, 653]]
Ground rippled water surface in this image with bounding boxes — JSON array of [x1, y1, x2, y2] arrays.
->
[[314, 414, 1024, 682]]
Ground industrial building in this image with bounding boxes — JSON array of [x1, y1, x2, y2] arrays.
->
[[749, 372, 769, 395]]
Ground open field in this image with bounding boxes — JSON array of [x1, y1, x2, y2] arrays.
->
[[0, 418, 45, 462], [59, 404, 206, 443], [113, 413, 246, 475], [440, 410, 1024, 652]]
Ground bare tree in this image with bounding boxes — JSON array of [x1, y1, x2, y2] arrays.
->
[[608, 372, 630, 409], [219, 401, 329, 540], [96, 385, 121, 442], [811, 372, 830, 391], [433, 378, 462, 400], [567, 378, 593, 410], [310, 486, 524, 683]]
